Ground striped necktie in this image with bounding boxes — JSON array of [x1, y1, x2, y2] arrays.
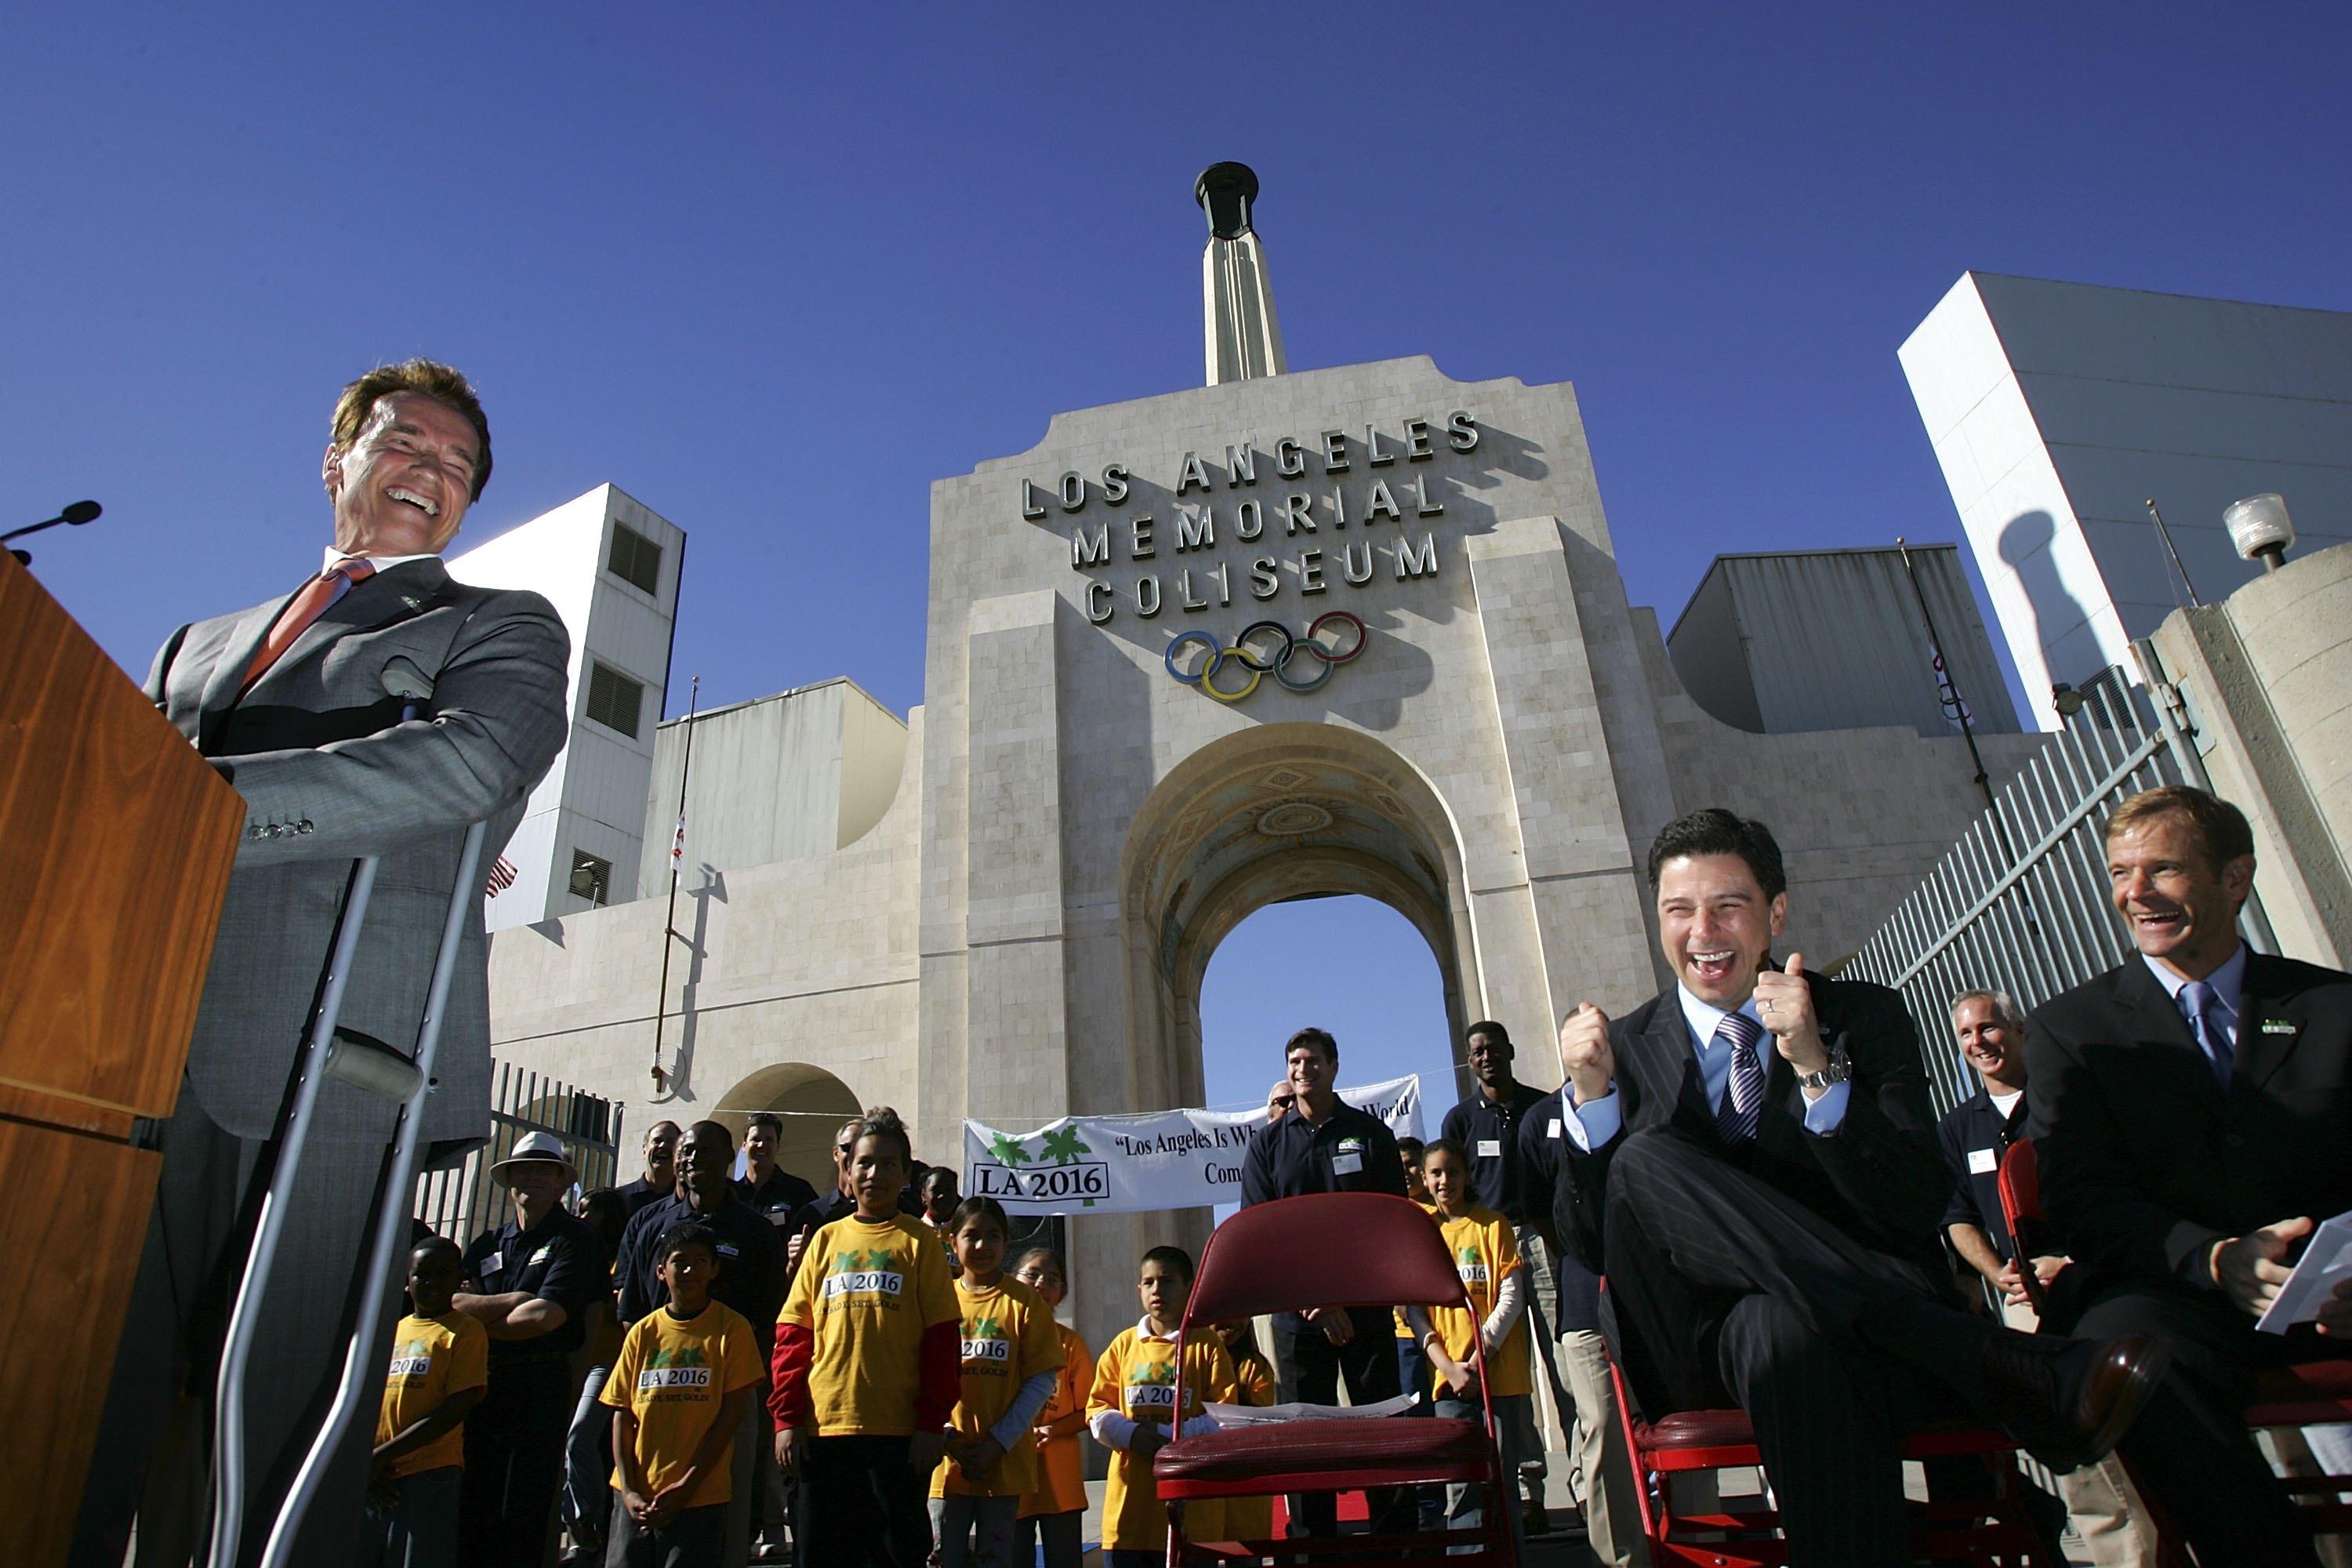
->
[[1715, 1011, 1766, 1145], [241, 557, 376, 692]]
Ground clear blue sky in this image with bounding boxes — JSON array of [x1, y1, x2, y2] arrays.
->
[[9, 5, 2346, 1115]]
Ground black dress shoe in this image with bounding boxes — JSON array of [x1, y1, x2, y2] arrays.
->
[[1979, 1331, 2170, 1468]]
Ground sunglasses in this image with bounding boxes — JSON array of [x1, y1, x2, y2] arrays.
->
[[1269, 1093, 1297, 1109]]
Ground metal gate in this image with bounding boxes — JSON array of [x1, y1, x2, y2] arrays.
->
[[1844, 659, 2270, 1120], [413, 1060, 622, 1243]]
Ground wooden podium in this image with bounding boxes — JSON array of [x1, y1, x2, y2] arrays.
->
[[0, 550, 242, 1564]]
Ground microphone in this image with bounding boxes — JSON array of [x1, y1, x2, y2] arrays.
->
[[5, 499, 102, 564]]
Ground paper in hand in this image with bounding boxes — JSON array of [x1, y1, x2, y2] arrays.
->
[[2256, 1210, 2352, 1334]]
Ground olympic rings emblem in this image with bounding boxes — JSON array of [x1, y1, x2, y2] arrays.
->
[[1163, 612, 1368, 702]]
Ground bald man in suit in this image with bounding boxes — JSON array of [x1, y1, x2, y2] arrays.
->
[[75, 360, 571, 1567]]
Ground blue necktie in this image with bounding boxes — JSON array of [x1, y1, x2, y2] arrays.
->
[[1715, 1012, 1766, 1144], [2179, 980, 2234, 1087]]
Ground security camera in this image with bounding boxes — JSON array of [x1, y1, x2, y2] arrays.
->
[[2224, 493, 2295, 572]]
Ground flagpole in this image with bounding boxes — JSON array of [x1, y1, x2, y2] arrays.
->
[[650, 674, 699, 1092]]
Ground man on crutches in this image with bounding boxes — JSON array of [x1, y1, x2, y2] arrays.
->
[[72, 360, 571, 1568]]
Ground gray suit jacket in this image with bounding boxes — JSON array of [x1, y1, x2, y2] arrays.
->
[[147, 555, 569, 1146]]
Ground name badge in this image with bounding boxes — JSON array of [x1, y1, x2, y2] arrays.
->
[[1476, 1139, 1502, 1159], [1547, 1118, 1563, 1139], [481, 1250, 502, 1279], [718, 1243, 740, 1257], [1330, 1151, 1364, 1176], [528, 1245, 552, 1267], [1967, 1148, 1999, 1175]]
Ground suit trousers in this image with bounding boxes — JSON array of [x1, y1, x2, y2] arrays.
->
[[1597, 1127, 2001, 1567], [71, 1082, 402, 1568], [2068, 1279, 2331, 1568], [1283, 1308, 1411, 1538], [1552, 1327, 1652, 1568]]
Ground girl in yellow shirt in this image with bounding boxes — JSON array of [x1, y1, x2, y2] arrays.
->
[[1408, 1138, 1533, 1559], [927, 1199, 1063, 1568], [1010, 1247, 1092, 1568]]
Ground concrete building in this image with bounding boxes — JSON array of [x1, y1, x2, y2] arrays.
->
[[448, 483, 684, 931], [1900, 273, 2352, 726], [1668, 544, 2019, 739], [481, 170, 2041, 1356]]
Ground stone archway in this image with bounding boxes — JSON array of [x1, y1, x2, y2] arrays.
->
[[713, 1062, 862, 1194], [1119, 721, 1485, 1121]]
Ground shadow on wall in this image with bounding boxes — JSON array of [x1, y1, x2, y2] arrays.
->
[[1998, 510, 2096, 707]]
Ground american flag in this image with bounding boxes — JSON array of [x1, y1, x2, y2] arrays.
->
[[485, 855, 517, 897]]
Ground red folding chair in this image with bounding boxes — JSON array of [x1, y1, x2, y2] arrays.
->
[[1153, 1191, 1514, 1565], [1995, 1140, 2352, 1552], [1600, 1311, 2050, 1566]]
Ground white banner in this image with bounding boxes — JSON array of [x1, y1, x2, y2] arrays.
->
[[964, 1076, 1421, 1217]]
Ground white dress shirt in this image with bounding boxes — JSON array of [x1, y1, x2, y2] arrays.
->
[[2142, 943, 2247, 1053]]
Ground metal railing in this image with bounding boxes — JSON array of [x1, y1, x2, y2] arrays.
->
[[413, 1060, 622, 1243], [1846, 662, 2263, 1120]]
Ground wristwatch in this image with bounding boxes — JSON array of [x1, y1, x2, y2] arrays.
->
[[1795, 1047, 1851, 1091]]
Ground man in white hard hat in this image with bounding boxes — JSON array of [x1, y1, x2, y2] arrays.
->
[[453, 1132, 604, 1568]]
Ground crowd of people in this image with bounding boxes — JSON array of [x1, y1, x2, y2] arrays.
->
[[343, 786, 2350, 1568], [70, 362, 2348, 1567]]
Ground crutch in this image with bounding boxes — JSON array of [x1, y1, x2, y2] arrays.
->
[[207, 678, 488, 1568]]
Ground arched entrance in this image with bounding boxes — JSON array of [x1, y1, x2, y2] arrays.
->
[[713, 1062, 862, 1194], [1118, 721, 1484, 1131]]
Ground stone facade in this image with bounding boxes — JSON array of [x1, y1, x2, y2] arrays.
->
[[486, 354, 2035, 1362]]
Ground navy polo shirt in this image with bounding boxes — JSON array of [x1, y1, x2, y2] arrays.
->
[[615, 1174, 676, 1217], [1514, 1087, 1605, 1334], [462, 1207, 603, 1364], [615, 1189, 787, 1344], [1241, 1098, 1407, 1334], [738, 1166, 820, 1225], [1441, 1081, 1548, 1222], [1938, 1089, 2028, 1261]]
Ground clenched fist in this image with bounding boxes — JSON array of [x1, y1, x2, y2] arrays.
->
[[1752, 953, 1829, 1076], [1559, 1003, 1614, 1106]]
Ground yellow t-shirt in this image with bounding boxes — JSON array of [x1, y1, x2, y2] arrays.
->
[[1397, 1201, 1440, 1340], [598, 1301, 763, 1508], [376, 1312, 488, 1479], [1018, 1323, 1094, 1520], [1189, 1349, 1278, 1544], [1086, 1323, 1236, 1552], [779, 1212, 960, 1436], [931, 1275, 1065, 1498], [1426, 1206, 1530, 1399]]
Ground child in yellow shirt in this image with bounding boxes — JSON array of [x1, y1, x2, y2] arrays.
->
[[1409, 1138, 1534, 1560], [360, 1237, 486, 1568], [1184, 1319, 1279, 1547], [1085, 1245, 1237, 1568], [770, 1106, 960, 1568], [1010, 1247, 1091, 1568], [928, 1198, 1064, 1567], [597, 1222, 764, 1567]]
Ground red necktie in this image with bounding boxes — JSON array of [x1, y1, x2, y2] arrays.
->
[[241, 557, 376, 692]]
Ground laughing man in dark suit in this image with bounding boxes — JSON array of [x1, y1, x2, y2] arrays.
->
[[1546, 808, 2169, 1566], [2027, 785, 2352, 1566]]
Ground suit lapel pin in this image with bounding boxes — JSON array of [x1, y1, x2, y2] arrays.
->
[[2260, 1019, 2298, 1036]]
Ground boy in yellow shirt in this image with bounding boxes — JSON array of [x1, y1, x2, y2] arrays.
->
[[598, 1222, 764, 1567], [1408, 1138, 1534, 1560], [361, 1237, 487, 1568], [770, 1105, 960, 1568], [1085, 1245, 1237, 1568], [928, 1198, 1064, 1566], [1009, 1247, 1091, 1568]]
